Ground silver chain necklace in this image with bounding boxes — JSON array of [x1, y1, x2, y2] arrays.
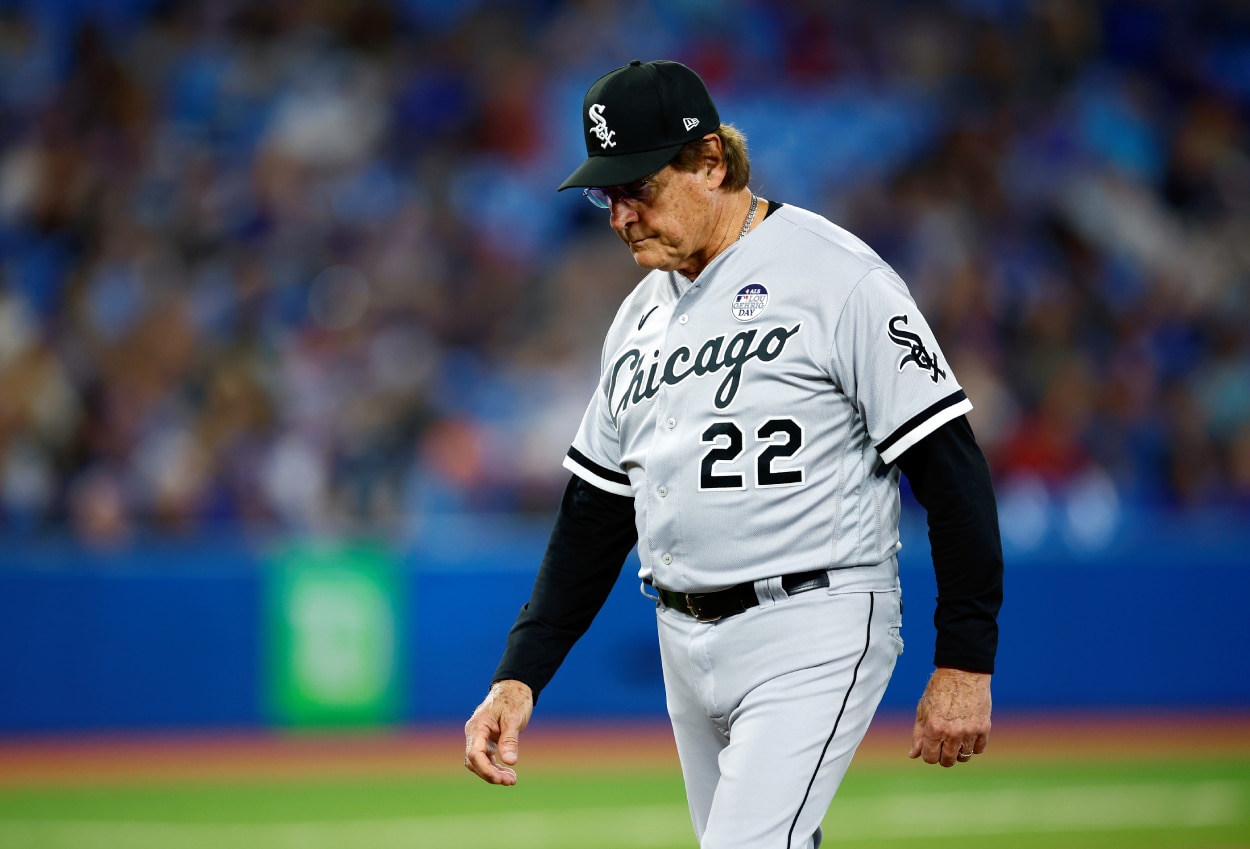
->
[[738, 193, 759, 241]]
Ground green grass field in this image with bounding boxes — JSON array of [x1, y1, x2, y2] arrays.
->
[[0, 755, 1246, 849]]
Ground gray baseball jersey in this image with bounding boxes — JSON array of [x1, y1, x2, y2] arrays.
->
[[563, 203, 971, 592]]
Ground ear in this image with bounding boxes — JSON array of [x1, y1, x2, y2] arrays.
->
[[701, 133, 727, 189]]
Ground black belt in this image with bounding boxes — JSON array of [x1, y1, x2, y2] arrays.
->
[[654, 569, 830, 623]]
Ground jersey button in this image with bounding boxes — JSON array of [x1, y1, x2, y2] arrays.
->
[[661, 553, 673, 565], [666, 417, 676, 428], [658, 486, 668, 497], [678, 314, 689, 324]]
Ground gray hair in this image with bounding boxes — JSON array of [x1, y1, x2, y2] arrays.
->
[[670, 124, 751, 192]]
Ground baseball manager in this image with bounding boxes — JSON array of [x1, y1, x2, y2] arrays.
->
[[465, 59, 1004, 849]]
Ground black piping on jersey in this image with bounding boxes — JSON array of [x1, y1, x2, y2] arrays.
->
[[637, 305, 660, 330], [876, 389, 968, 458], [786, 592, 875, 849], [566, 446, 630, 488]]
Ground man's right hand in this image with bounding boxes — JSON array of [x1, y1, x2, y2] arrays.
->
[[464, 680, 534, 785]]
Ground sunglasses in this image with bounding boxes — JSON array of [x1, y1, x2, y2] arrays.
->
[[583, 168, 664, 209]]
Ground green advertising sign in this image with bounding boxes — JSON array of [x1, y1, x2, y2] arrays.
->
[[265, 541, 404, 728]]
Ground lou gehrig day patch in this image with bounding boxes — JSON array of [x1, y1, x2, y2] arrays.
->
[[732, 284, 768, 322]]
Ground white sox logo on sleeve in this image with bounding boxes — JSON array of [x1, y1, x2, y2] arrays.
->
[[607, 323, 802, 426], [887, 315, 946, 383]]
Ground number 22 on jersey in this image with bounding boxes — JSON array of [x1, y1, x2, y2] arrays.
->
[[699, 417, 805, 491]]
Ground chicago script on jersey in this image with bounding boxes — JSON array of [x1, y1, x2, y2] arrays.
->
[[608, 324, 802, 425]]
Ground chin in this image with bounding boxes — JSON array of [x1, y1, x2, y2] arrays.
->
[[629, 247, 662, 270], [629, 245, 674, 271]]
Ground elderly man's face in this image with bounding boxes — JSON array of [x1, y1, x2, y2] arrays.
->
[[607, 163, 726, 280]]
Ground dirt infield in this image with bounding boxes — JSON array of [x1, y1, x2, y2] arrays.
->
[[1, 710, 1247, 787]]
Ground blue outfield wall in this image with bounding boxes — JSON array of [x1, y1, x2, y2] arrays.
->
[[0, 539, 263, 733], [1, 508, 1248, 734]]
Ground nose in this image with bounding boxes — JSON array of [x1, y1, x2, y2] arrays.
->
[[609, 196, 639, 229]]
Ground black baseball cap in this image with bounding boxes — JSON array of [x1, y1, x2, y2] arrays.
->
[[557, 59, 720, 191]]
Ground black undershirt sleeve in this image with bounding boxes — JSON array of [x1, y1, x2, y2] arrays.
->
[[893, 415, 1004, 674], [492, 474, 638, 703]]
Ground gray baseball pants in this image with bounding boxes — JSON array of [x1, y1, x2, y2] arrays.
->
[[656, 572, 904, 849]]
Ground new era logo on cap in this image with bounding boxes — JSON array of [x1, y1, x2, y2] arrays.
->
[[558, 60, 721, 192]]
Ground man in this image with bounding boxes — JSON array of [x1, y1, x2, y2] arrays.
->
[[464, 59, 1003, 849]]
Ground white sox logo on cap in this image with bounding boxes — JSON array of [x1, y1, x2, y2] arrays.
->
[[588, 104, 615, 149]]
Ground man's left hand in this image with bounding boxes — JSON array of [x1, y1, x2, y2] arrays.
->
[[909, 667, 992, 767]]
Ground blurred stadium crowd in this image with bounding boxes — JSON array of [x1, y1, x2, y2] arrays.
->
[[0, 0, 1247, 545]]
